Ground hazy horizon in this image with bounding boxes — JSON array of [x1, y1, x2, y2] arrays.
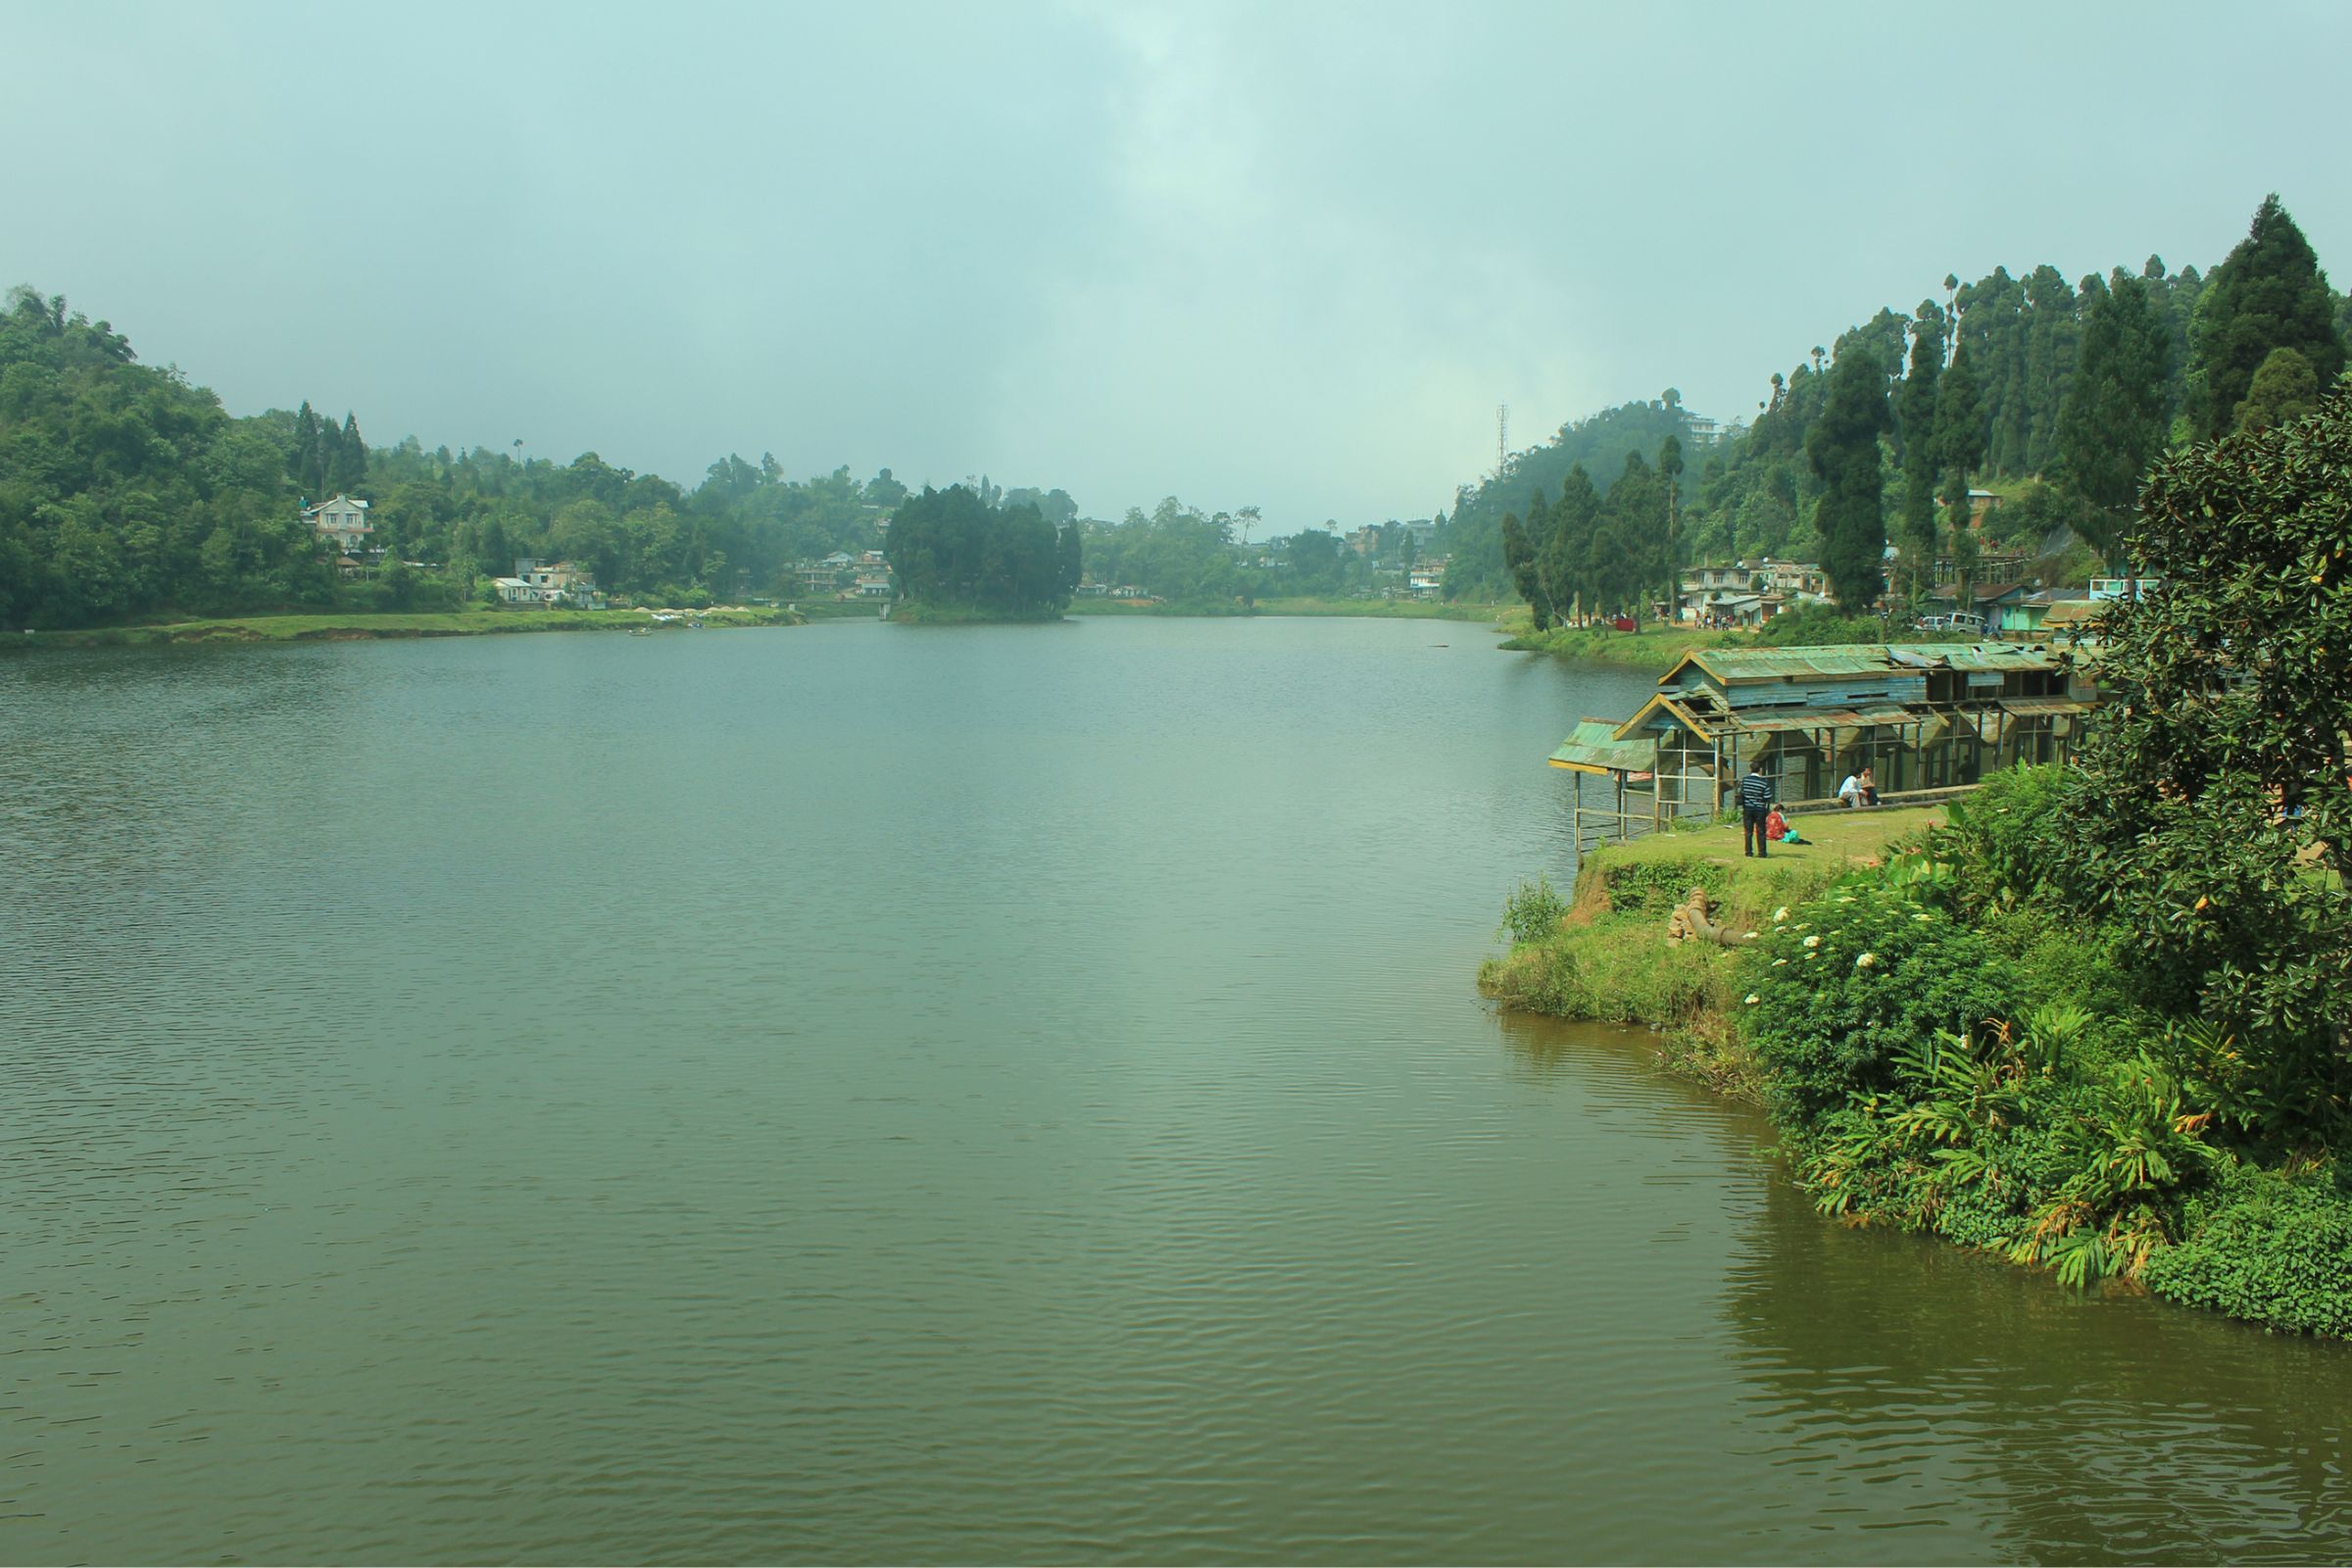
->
[[6, 0, 2347, 526]]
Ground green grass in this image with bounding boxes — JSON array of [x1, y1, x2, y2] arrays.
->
[[1480, 806, 1941, 1093], [1254, 596, 1516, 621], [1064, 596, 1515, 621], [1498, 620, 1731, 667], [16, 606, 803, 647]]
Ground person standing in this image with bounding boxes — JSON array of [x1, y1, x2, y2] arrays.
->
[[1740, 760, 1776, 858]]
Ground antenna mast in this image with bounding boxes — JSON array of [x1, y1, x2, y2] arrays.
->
[[1495, 404, 1510, 482]]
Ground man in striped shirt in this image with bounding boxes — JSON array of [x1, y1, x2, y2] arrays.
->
[[1740, 760, 1777, 858]]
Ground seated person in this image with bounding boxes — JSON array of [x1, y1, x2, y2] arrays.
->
[[1859, 766, 1881, 807], [1837, 771, 1865, 808], [1764, 805, 1802, 844]]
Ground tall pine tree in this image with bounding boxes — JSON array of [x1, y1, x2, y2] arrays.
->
[[2189, 194, 2347, 439], [1806, 350, 1892, 611], [2057, 272, 2170, 553], [1894, 303, 1945, 578]]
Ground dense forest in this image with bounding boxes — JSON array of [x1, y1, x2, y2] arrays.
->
[[0, 282, 1035, 627], [1451, 194, 2352, 616]]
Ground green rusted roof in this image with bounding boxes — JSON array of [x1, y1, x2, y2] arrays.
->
[[1548, 718, 1658, 775], [1665, 642, 2068, 685]]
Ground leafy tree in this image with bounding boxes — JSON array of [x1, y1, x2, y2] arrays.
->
[[2053, 379, 2352, 1149], [2233, 347, 2321, 433], [1500, 508, 1550, 629], [1805, 349, 1892, 610], [2188, 194, 2348, 439], [2056, 272, 2170, 553]]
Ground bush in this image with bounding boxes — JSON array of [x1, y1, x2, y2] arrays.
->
[[1497, 875, 1569, 946], [2143, 1162, 2352, 1337], [1933, 763, 2080, 913], [1741, 865, 2021, 1130]]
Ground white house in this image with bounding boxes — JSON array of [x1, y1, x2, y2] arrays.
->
[[304, 494, 371, 555], [493, 558, 605, 609]]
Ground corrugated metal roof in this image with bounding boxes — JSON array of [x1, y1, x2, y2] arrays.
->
[[1721, 705, 1921, 734], [1671, 642, 2068, 684], [1548, 719, 1659, 774]]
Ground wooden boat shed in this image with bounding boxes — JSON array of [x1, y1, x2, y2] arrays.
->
[[1548, 642, 2097, 846]]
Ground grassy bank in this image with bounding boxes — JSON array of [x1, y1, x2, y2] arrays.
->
[[1498, 620, 1729, 666], [13, 606, 804, 648], [1481, 808, 1938, 1093], [1064, 597, 1515, 621], [1255, 597, 1516, 621], [1482, 772, 2352, 1336]]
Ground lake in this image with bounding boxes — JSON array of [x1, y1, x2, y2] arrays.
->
[[3, 616, 2347, 1564]]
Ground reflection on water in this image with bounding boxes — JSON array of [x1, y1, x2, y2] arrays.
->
[[2, 621, 2347, 1565]]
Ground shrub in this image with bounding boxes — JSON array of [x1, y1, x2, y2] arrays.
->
[[1741, 867, 2021, 1130], [1933, 763, 2080, 913], [1497, 875, 1570, 947], [2143, 1162, 2352, 1337]]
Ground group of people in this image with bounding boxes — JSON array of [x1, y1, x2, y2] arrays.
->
[[1737, 760, 1882, 858], [1838, 766, 1881, 808]]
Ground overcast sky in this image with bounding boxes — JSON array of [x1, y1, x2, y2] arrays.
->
[[6, 1, 2346, 529]]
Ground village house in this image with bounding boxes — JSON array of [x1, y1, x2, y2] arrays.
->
[[1547, 641, 2097, 847], [491, 558, 605, 610], [304, 494, 371, 555], [1407, 559, 1448, 599]]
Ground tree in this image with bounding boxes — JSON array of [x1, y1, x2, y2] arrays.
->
[[885, 484, 1070, 617], [1657, 435, 1685, 624], [1539, 465, 1598, 622], [329, 412, 367, 493], [1895, 303, 1946, 577], [2052, 379, 2352, 1147], [2188, 194, 2347, 439], [1806, 350, 1893, 611], [1934, 340, 1987, 587], [1500, 507, 1550, 630], [2056, 273, 2171, 553], [2233, 347, 2321, 433]]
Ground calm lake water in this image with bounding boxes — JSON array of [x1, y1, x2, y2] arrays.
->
[[3, 616, 2348, 1565]]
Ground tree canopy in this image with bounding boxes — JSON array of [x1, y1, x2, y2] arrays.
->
[[885, 484, 1079, 618]]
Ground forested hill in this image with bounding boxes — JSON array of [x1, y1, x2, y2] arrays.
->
[[1437, 398, 1698, 603], [0, 283, 1077, 628], [1440, 194, 2352, 604]]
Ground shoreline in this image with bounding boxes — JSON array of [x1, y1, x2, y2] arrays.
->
[[5, 606, 809, 649], [1480, 804, 2352, 1340]]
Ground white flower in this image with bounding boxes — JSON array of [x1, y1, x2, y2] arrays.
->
[[1856, 952, 1879, 968], [1803, 934, 1822, 949], [1772, 906, 1790, 923], [1772, 957, 1789, 967], [1744, 994, 1761, 1005]]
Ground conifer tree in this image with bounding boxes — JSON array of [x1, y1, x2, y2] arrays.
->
[[1540, 465, 1599, 623], [2189, 194, 2347, 439], [1895, 304, 1945, 578], [2057, 273, 2171, 553], [1806, 351, 1892, 611], [1500, 507, 1550, 630], [292, 401, 322, 495], [330, 413, 368, 493]]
